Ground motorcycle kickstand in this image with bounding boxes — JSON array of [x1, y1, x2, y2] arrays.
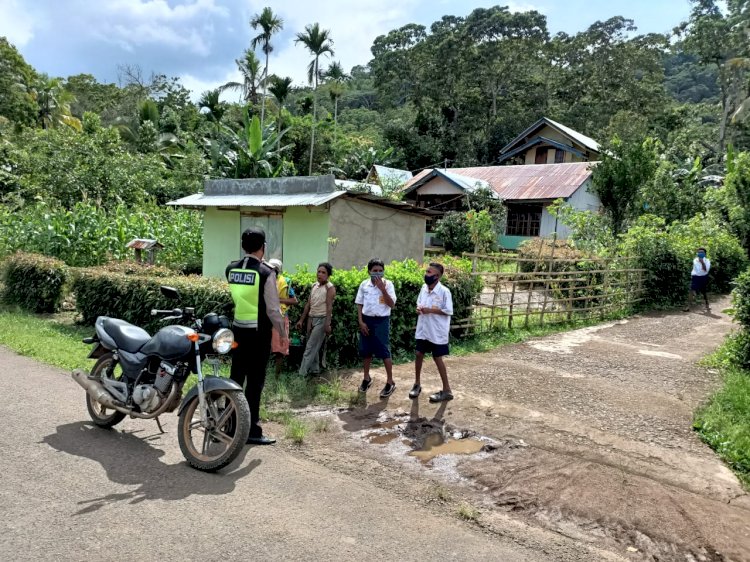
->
[[154, 416, 165, 434]]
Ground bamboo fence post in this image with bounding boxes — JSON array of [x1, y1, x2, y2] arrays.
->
[[508, 259, 519, 329], [539, 233, 557, 327], [524, 239, 546, 328]]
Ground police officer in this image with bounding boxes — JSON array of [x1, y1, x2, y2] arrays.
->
[[226, 227, 287, 445]]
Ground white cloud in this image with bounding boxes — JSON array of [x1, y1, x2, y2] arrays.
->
[[247, 0, 421, 87], [85, 0, 228, 56], [0, 0, 38, 46], [180, 66, 244, 102]]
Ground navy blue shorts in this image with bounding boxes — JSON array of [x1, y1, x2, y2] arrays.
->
[[416, 339, 450, 358], [691, 275, 709, 293], [360, 316, 391, 359]]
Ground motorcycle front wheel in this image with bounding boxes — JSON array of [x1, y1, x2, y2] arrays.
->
[[86, 353, 127, 429], [177, 389, 251, 472]]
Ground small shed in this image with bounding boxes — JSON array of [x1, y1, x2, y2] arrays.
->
[[126, 238, 164, 264], [168, 175, 436, 278]]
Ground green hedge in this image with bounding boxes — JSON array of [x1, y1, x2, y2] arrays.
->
[[71, 258, 481, 367], [72, 268, 231, 334], [1, 252, 69, 313]]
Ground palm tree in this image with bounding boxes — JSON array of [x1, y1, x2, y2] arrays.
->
[[32, 74, 81, 131], [268, 75, 293, 149], [295, 23, 334, 175], [324, 61, 349, 129], [250, 7, 284, 130], [220, 49, 263, 104]]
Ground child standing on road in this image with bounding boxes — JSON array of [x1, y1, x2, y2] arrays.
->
[[409, 262, 454, 403], [684, 247, 711, 312], [355, 259, 397, 398]]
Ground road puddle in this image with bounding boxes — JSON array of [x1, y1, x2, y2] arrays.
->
[[408, 433, 484, 463], [371, 419, 402, 430], [367, 432, 398, 445]]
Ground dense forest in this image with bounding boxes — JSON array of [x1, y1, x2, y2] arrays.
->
[[0, 0, 749, 269]]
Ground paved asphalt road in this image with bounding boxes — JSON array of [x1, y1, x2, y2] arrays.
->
[[0, 347, 548, 562]]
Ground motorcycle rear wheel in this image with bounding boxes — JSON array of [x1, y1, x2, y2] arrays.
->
[[177, 389, 251, 472], [86, 353, 127, 429]]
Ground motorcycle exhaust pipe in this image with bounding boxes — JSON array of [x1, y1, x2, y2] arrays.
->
[[71, 369, 180, 420], [72, 369, 126, 409]]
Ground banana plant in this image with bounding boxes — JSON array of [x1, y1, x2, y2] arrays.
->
[[228, 110, 292, 178]]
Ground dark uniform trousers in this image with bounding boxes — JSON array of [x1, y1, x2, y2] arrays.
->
[[230, 325, 272, 438]]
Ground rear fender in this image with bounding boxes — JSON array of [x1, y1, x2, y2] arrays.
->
[[86, 343, 110, 360], [177, 376, 243, 416]]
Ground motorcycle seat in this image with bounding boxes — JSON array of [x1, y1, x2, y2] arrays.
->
[[98, 317, 151, 353]]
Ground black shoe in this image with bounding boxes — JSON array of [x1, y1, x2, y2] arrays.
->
[[247, 435, 276, 445], [380, 382, 396, 398], [429, 390, 453, 403], [408, 383, 422, 399], [358, 378, 373, 393]]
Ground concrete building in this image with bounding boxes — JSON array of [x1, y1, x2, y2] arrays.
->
[[169, 175, 433, 278]]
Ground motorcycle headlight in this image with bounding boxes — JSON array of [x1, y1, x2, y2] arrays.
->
[[212, 328, 235, 354]]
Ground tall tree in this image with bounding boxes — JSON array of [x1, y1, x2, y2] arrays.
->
[[250, 6, 284, 130], [31, 74, 81, 131], [677, 0, 750, 155], [324, 61, 349, 128], [220, 49, 263, 104], [268, 75, 293, 149], [0, 38, 37, 127], [295, 23, 334, 174]]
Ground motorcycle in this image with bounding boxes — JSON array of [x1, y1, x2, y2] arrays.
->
[[71, 285, 251, 472]]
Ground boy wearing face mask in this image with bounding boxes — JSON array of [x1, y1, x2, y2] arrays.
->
[[355, 259, 397, 398], [684, 247, 711, 312], [410, 262, 454, 403]]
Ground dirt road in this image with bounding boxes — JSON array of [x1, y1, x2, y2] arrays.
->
[[294, 298, 750, 561], [0, 345, 615, 562]]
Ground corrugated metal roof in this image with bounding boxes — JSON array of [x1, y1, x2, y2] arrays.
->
[[334, 179, 383, 195], [167, 191, 346, 208], [499, 117, 600, 156], [374, 165, 413, 184], [404, 162, 596, 201], [545, 118, 600, 153]]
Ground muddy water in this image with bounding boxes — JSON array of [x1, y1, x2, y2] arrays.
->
[[409, 433, 484, 463], [367, 433, 398, 445]]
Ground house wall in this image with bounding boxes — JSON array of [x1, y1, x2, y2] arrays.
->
[[282, 206, 330, 272], [522, 125, 586, 165], [328, 198, 425, 268], [413, 176, 465, 195], [203, 207, 242, 279]]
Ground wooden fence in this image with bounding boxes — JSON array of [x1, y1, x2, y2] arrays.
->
[[457, 252, 646, 332]]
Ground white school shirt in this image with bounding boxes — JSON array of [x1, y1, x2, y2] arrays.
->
[[691, 257, 711, 277], [355, 278, 397, 317], [415, 282, 453, 345]]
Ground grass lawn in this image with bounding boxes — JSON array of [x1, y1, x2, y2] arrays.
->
[[694, 338, 750, 489]]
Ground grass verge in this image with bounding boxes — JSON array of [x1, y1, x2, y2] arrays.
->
[[694, 336, 750, 489]]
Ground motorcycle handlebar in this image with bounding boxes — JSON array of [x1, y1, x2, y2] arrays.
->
[[150, 308, 183, 317]]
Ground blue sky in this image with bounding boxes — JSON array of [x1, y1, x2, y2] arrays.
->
[[0, 0, 694, 98]]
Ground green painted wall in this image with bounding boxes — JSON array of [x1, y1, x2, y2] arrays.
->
[[499, 234, 534, 250], [203, 207, 241, 278], [283, 206, 330, 272]]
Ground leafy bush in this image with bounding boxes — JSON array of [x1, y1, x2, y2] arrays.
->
[[620, 215, 748, 306], [72, 268, 230, 334], [286, 259, 482, 367], [1, 252, 69, 313], [732, 269, 750, 330], [434, 212, 472, 254]]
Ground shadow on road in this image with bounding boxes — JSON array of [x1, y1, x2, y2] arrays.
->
[[41, 422, 260, 515]]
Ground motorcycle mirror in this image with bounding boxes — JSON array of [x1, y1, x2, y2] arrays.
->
[[160, 286, 181, 301]]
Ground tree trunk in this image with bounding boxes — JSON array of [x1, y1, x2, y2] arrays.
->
[[718, 77, 730, 156], [309, 59, 318, 176], [261, 54, 269, 131]]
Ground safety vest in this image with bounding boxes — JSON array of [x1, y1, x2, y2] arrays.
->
[[228, 260, 261, 328]]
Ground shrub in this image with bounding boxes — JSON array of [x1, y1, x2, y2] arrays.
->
[[732, 269, 750, 330], [434, 212, 472, 254], [1, 252, 69, 313], [620, 215, 749, 306], [287, 259, 482, 367], [72, 268, 231, 334]]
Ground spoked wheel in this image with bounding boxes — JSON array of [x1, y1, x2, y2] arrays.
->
[[177, 389, 251, 472], [86, 353, 127, 429]]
